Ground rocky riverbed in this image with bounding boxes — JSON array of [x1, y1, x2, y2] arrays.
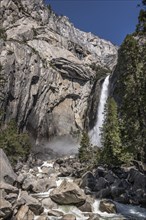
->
[[0, 148, 146, 220]]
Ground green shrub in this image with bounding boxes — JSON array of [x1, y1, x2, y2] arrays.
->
[[0, 120, 31, 164]]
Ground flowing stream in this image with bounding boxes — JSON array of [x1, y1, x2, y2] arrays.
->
[[89, 75, 110, 147]]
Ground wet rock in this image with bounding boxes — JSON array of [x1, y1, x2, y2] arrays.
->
[[80, 171, 96, 191], [78, 196, 93, 212], [135, 189, 146, 207], [86, 213, 100, 220], [61, 214, 76, 220], [0, 149, 17, 184], [114, 193, 129, 204], [111, 187, 125, 198], [99, 199, 117, 213], [50, 179, 86, 206], [94, 177, 108, 192], [96, 187, 111, 199]]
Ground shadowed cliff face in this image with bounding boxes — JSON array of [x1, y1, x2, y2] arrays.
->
[[0, 0, 117, 147]]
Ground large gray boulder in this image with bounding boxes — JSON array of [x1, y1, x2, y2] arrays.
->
[[0, 149, 17, 184], [50, 180, 86, 206]]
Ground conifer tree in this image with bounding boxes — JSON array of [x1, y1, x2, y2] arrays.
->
[[101, 97, 122, 165], [78, 131, 90, 163], [136, 0, 146, 33]]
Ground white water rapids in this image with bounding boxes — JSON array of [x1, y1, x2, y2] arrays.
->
[[89, 75, 110, 147]]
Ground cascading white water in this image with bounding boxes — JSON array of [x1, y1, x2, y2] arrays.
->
[[89, 75, 110, 147]]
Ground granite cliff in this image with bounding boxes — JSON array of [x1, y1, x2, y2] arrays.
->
[[0, 0, 117, 149]]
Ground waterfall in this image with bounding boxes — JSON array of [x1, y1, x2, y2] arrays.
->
[[89, 75, 110, 147]]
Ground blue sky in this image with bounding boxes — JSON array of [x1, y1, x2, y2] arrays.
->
[[45, 0, 140, 46]]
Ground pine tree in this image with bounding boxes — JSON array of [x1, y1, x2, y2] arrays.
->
[[0, 120, 31, 164], [136, 0, 146, 33], [78, 131, 91, 163], [101, 98, 123, 165]]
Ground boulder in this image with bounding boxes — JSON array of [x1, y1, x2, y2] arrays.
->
[[99, 199, 117, 213], [32, 178, 56, 193], [96, 187, 111, 199], [19, 191, 43, 215], [114, 193, 129, 204], [42, 198, 58, 210], [17, 173, 27, 186], [104, 171, 118, 184], [5, 193, 18, 205], [50, 180, 86, 206], [111, 187, 125, 198], [0, 182, 19, 194], [111, 167, 128, 179], [16, 205, 29, 220], [80, 171, 96, 191], [86, 213, 100, 220], [128, 168, 146, 191], [84, 187, 93, 195], [0, 198, 13, 219], [94, 177, 108, 192], [78, 196, 93, 212], [22, 175, 36, 191], [0, 149, 17, 184], [94, 166, 107, 178]]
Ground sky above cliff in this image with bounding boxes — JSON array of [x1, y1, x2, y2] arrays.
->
[[45, 0, 140, 46]]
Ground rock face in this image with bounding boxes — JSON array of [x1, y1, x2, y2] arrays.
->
[[0, 0, 117, 151]]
